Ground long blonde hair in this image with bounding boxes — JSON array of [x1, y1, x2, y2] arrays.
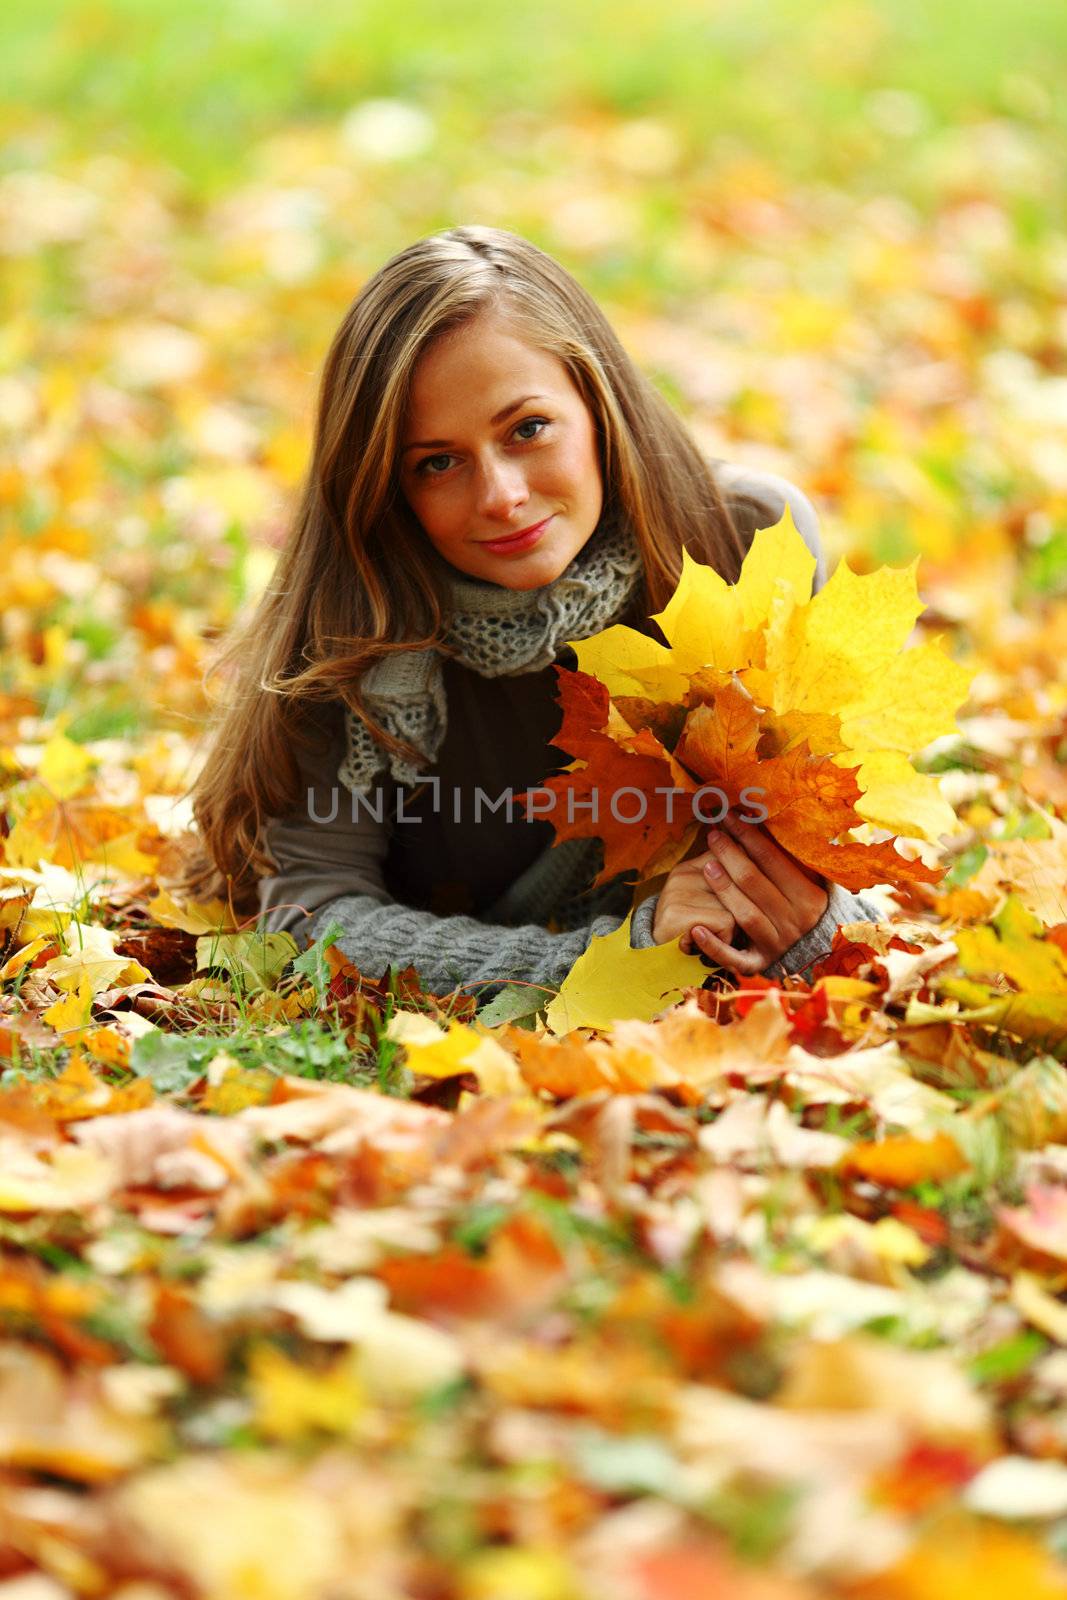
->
[[175, 225, 750, 909]]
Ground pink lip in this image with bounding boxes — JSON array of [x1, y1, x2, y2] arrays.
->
[[480, 516, 553, 554]]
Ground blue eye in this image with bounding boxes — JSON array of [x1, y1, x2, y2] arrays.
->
[[417, 453, 453, 476], [413, 418, 549, 477]]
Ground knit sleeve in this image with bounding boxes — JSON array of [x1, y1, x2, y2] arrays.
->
[[285, 884, 660, 1005], [627, 884, 882, 983], [761, 884, 883, 982]]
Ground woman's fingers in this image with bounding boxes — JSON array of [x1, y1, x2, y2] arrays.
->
[[653, 850, 737, 950], [658, 821, 832, 975], [703, 827, 794, 931], [696, 815, 830, 968], [688, 924, 765, 975], [723, 815, 831, 926], [720, 814, 827, 897], [677, 876, 734, 952], [702, 860, 780, 952]]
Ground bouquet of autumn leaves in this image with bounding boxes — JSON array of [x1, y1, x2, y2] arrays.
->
[[525, 508, 974, 903]]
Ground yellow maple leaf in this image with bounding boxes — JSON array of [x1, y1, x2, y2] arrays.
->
[[248, 1342, 364, 1442], [747, 558, 969, 828], [645, 507, 819, 681], [838, 749, 958, 842], [583, 514, 813, 701], [39, 921, 150, 995], [42, 971, 95, 1036], [545, 910, 708, 1035], [0, 932, 57, 981], [650, 546, 752, 675], [570, 622, 687, 701], [941, 896, 1067, 1049], [755, 552, 926, 716], [733, 502, 820, 632], [837, 636, 975, 753], [147, 888, 240, 935], [385, 1010, 526, 1095], [37, 725, 95, 800]]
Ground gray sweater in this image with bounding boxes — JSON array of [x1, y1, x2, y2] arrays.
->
[[258, 463, 880, 1002]]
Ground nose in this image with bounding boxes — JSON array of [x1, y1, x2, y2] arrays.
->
[[474, 453, 530, 522]]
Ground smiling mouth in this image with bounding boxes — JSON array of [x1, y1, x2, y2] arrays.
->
[[479, 517, 552, 546]]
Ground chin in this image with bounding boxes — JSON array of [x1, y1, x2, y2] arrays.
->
[[495, 560, 568, 591]]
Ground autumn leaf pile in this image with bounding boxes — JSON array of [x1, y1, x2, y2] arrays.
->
[[6, 22, 1067, 1597]]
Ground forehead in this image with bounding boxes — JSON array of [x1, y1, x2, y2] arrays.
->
[[406, 313, 573, 419]]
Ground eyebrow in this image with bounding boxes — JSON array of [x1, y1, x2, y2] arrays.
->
[[402, 394, 549, 453]]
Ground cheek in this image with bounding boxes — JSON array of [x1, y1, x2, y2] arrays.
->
[[405, 482, 460, 536], [554, 426, 602, 492]]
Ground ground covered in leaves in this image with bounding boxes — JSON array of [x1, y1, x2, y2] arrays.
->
[[4, 3, 1067, 1595]]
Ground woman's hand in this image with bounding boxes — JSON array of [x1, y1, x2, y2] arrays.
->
[[691, 814, 829, 975], [652, 847, 738, 956]]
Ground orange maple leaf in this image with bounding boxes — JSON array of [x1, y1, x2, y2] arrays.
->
[[516, 668, 698, 888], [676, 677, 941, 892]]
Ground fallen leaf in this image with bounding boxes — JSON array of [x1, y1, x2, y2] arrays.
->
[[840, 1129, 969, 1188], [385, 1009, 526, 1095], [942, 896, 1067, 1050], [195, 929, 298, 993], [545, 912, 709, 1034]]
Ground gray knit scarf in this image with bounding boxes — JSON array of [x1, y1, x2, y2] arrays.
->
[[338, 506, 645, 793]]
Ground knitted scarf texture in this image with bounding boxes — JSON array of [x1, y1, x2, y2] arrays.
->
[[332, 509, 648, 931], [338, 506, 645, 794]]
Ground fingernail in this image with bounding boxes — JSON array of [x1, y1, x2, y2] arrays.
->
[[692, 925, 708, 941], [704, 859, 726, 880]]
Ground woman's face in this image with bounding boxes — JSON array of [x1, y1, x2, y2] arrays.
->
[[398, 309, 604, 590]]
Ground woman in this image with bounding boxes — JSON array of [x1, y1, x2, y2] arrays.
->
[[181, 225, 877, 1003]]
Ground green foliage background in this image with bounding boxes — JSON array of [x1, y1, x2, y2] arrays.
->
[[3, 0, 1065, 263]]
